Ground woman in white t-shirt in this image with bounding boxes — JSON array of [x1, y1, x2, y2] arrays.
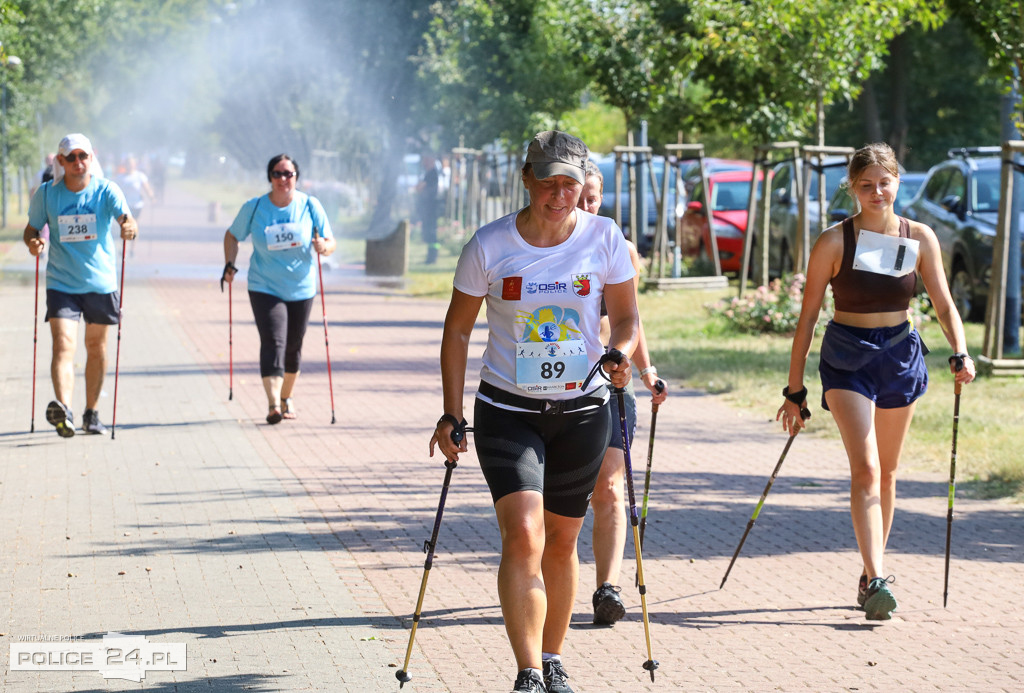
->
[[430, 131, 638, 693]]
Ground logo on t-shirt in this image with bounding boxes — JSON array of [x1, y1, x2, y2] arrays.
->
[[572, 274, 591, 297], [525, 281, 567, 295], [502, 276, 523, 301]]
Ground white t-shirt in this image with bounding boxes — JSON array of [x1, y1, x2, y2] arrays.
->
[[454, 209, 635, 402]]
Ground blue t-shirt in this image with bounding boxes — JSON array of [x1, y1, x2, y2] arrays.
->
[[228, 192, 334, 302], [28, 177, 131, 294]]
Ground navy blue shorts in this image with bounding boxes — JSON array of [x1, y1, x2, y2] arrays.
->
[[608, 380, 637, 451], [473, 397, 611, 518], [819, 321, 928, 411], [45, 289, 120, 325]]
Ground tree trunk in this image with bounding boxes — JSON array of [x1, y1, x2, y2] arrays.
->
[[886, 32, 910, 163], [816, 88, 825, 146], [859, 77, 884, 143]]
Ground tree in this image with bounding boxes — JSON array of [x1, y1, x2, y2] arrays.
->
[[948, 0, 1024, 128], [685, 0, 945, 144]]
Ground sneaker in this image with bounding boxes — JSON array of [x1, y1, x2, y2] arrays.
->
[[45, 400, 75, 438], [543, 659, 574, 693], [863, 576, 898, 621], [593, 582, 626, 625], [81, 409, 108, 435], [511, 669, 546, 693], [856, 574, 868, 610]]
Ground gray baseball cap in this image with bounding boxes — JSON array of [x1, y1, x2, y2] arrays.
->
[[524, 130, 589, 185]]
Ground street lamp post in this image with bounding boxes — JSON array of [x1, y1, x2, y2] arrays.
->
[[1, 53, 22, 229]]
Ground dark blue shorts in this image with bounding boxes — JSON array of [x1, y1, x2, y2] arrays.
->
[[608, 379, 637, 451], [819, 321, 928, 411], [45, 289, 120, 325]]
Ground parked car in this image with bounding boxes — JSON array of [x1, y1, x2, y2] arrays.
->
[[679, 169, 763, 274], [679, 158, 752, 198], [902, 147, 1022, 321], [763, 156, 847, 275], [595, 156, 685, 253], [827, 171, 927, 222]]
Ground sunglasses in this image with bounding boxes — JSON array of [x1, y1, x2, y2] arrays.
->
[[271, 170, 296, 179], [63, 152, 90, 162]]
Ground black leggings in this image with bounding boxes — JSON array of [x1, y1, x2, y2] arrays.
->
[[248, 291, 314, 378]]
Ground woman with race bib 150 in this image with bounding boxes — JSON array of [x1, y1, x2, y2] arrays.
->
[[221, 154, 336, 425], [431, 131, 638, 693]]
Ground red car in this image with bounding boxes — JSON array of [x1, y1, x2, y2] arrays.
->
[[679, 169, 763, 274]]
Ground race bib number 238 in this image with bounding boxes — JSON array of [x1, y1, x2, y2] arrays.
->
[[57, 214, 98, 243]]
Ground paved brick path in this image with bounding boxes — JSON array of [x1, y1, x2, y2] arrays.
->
[[1, 183, 1021, 692]]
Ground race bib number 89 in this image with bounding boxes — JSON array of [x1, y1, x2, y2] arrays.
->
[[515, 339, 588, 394], [57, 214, 98, 243]]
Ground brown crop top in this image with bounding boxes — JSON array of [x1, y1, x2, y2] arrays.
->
[[830, 216, 917, 313]]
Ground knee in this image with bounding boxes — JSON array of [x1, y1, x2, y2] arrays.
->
[[544, 521, 582, 559], [83, 334, 106, 357], [849, 456, 881, 490], [51, 332, 75, 357], [501, 516, 545, 560], [590, 471, 624, 512]]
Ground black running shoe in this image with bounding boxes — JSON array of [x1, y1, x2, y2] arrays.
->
[[593, 582, 626, 625], [511, 669, 546, 693], [81, 409, 107, 435], [863, 575, 898, 621], [856, 574, 868, 610], [543, 659, 574, 693], [46, 400, 75, 438]]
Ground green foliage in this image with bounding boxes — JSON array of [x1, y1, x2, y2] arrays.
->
[[420, 0, 592, 146], [556, 98, 626, 153], [825, 18, 1005, 168], [947, 0, 1024, 128], [685, 0, 946, 142]]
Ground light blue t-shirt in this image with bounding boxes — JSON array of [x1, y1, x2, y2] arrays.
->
[[28, 177, 131, 294], [228, 192, 334, 302]]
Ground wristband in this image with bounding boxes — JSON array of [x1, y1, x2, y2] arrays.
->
[[437, 413, 463, 429], [220, 261, 238, 292], [948, 352, 970, 370], [437, 413, 469, 445], [782, 386, 807, 405], [640, 366, 657, 377]]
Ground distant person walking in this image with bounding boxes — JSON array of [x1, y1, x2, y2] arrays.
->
[[577, 160, 667, 626], [416, 153, 441, 264], [431, 131, 638, 693], [778, 142, 975, 621], [221, 154, 336, 424], [117, 156, 155, 221], [23, 133, 137, 437]]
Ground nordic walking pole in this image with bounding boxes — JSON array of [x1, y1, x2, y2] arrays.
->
[[605, 350, 658, 682], [228, 280, 233, 400], [720, 403, 811, 589], [396, 422, 468, 689], [30, 253, 40, 432], [313, 227, 336, 424], [943, 354, 965, 608], [221, 261, 237, 400], [638, 379, 666, 551], [110, 225, 128, 440]]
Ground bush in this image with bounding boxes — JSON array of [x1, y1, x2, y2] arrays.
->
[[706, 274, 828, 335]]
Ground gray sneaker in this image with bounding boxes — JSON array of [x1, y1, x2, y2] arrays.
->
[[543, 659, 574, 693], [46, 400, 75, 438], [81, 409, 108, 435], [512, 669, 546, 693]]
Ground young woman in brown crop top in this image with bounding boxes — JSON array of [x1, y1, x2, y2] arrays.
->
[[777, 143, 976, 621]]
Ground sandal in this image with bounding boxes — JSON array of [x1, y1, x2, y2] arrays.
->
[[266, 405, 283, 425], [282, 398, 297, 420]]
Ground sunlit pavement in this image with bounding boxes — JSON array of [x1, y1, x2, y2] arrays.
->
[[1, 183, 1022, 691]]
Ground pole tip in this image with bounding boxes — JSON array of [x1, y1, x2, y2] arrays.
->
[[396, 670, 411, 686], [644, 659, 659, 681]]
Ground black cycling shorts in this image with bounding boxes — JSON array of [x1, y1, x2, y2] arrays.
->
[[473, 397, 612, 518]]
